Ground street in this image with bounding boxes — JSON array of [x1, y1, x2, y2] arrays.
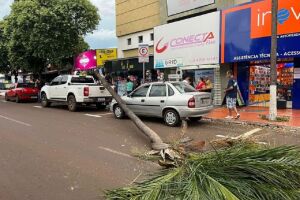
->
[[0, 96, 299, 200]]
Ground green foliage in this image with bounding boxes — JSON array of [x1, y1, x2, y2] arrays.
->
[[0, 20, 10, 73], [106, 145, 300, 200], [4, 0, 99, 73]]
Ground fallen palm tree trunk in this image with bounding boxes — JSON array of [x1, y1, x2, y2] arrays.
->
[[106, 144, 300, 200]]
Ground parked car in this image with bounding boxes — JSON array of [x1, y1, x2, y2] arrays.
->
[[5, 83, 39, 103], [111, 82, 213, 126], [40, 75, 112, 111]]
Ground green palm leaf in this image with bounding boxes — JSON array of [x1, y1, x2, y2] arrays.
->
[[106, 145, 300, 200]]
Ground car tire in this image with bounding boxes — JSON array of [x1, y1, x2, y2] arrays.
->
[[41, 93, 50, 107], [164, 109, 180, 127], [96, 103, 107, 110], [67, 95, 77, 112], [189, 117, 203, 122], [15, 95, 21, 103], [113, 104, 125, 119]]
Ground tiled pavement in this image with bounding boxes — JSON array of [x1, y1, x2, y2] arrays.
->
[[206, 106, 300, 128]]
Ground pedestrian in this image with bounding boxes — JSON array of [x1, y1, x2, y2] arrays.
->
[[196, 77, 206, 91], [35, 78, 42, 102], [126, 77, 134, 95], [183, 76, 192, 85], [204, 76, 213, 92], [224, 70, 240, 119]]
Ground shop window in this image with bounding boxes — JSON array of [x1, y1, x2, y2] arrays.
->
[[127, 38, 132, 46], [138, 36, 143, 43]]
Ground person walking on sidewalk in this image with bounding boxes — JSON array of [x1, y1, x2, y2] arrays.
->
[[224, 70, 240, 120]]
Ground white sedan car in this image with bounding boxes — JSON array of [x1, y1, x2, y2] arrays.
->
[[111, 82, 213, 126]]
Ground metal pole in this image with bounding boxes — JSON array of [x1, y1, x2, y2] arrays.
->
[[143, 62, 145, 83], [269, 0, 278, 120]]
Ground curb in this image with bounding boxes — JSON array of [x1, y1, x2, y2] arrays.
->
[[203, 117, 300, 132]]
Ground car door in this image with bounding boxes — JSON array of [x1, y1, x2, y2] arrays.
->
[[126, 85, 150, 116], [146, 84, 167, 117], [56, 75, 69, 100], [49, 76, 62, 99]]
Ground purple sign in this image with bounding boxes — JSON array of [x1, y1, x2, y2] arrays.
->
[[74, 50, 97, 71]]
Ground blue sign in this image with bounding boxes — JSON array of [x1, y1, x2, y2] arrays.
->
[[221, 1, 300, 63]]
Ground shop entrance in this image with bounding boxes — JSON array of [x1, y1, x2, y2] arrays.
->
[[293, 67, 300, 109], [248, 62, 295, 109]]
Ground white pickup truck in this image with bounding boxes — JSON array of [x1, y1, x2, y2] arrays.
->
[[40, 75, 112, 111]]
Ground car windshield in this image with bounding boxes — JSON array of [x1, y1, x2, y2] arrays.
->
[[71, 77, 95, 84], [171, 82, 197, 93], [17, 83, 36, 88]]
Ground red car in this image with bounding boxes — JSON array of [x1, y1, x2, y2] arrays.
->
[[5, 83, 40, 103]]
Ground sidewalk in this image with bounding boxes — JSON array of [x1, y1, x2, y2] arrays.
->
[[206, 106, 300, 128]]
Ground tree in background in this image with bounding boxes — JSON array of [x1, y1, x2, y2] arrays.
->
[[4, 0, 99, 75], [0, 21, 10, 73]]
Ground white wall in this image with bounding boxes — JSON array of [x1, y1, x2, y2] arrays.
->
[[117, 29, 154, 58]]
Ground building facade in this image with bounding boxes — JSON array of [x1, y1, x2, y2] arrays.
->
[[116, 0, 251, 59], [116, 0, 161, 58], [114, 0, 252, 104]]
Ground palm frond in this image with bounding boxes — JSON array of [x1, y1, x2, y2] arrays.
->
[[105, 145, 300, 200]]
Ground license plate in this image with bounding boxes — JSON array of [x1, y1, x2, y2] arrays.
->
[[201, 98, 210, 104], [31, 96, 38, 99], [97, 98, 105, 102]]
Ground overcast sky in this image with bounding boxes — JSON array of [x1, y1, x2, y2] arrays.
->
[[0, 0, 117, 49]]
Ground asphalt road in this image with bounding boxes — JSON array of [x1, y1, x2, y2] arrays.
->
[[0, 96, 299, 200]]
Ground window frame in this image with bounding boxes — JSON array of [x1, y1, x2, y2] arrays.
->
[[60, 75, 68, 85], [138, 35, 143, 43], [149, 84, 167, 97], [127, 38, 132, 46], [150, 33, 154, 41], [131, 85, 150, 98], [50, 76, 62, 86], [168, 85, 175, 96]]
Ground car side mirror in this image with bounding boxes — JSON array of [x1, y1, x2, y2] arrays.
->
[[45, 82, 50, 86], [68, 83, 71, 86]]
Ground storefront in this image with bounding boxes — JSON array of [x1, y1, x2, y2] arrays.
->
[[221, 0, 300, 109], [154, 11, 225, 105]]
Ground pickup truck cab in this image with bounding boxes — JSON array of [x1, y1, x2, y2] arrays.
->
[[40, 75, 112, 111]]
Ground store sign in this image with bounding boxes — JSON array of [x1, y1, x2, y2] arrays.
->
[[74, 50, 97, 71], [221, 0, 300, 63], [154, 12, 220, 69], [167, 0, 215, 16], [96, 49, 117, 67]]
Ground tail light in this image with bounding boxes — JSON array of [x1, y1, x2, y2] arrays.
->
[[188, 97, 196, 108], [84, 87, 89, 96]]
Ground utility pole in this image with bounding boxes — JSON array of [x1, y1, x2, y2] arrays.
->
[[269, 0, 278, 121]]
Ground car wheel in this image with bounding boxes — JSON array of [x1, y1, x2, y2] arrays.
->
[[189, 117, 203, 122], [164, 109, 180, 127], [67, 95, 77, 112], [41, 93, 50, 107], [96, 103, 107, 110], [15, 95, 21, 103], [113, 104, 125, 119]]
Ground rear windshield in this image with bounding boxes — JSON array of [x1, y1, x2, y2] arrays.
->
[[17, 83, 36, 88], [171, 82, 197, 93], [71, 77, 95, 84]]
